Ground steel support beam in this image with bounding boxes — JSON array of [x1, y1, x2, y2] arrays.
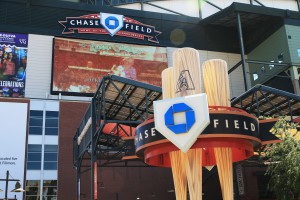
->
[[236, 12, 248, 91], [254, 0, 265, 6], [259, 90, 283, 116], [228, 60, 242, 74], [76, 167, 81, 200], [203, 0, 222, 10], [89, 97, 100, 200], [198, 0, 202, 19], [141, 0, 144, 11]]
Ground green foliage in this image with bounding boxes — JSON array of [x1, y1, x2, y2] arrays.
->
[[264, 117, 300, 200]]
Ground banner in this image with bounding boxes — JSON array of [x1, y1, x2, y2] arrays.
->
[[51, 37, 167, 96], [59, 13, 161, 43], [0, 102, 28, 200], [0, 32, 28, 98]]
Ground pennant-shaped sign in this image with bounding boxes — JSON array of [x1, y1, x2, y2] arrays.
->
[[154, 94, 210, 152]]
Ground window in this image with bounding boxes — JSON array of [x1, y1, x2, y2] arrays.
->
[[44, 145, 58, 170], [29, 111, 43, 135], [27, 145, 42, 170], [28, 110, 59, 136], [25, 180, 40, 200], [25, 180, 57, 200], [42, 180, 57, 200], [45, 111, 59, 135]]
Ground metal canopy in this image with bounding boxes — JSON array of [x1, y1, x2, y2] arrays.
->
[[200, 3, 300, 27], [199, 3, 300, 53], [231, 84, 300, 118], [94, 75, 162, 123], [73, 75, 162, 169]]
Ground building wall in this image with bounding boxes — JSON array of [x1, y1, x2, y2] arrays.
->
[[167, 47, 250, 98], [58, 101, 89, 200], [26, 100, 60, 200], [116, 0, 299, 18], [286, 25, 300, 65], [25, 34, 53, 99], [202, 0, 298, 19], [117, 0, 201, 17], [248, 26, 290, 86], [23, 34, 248, 101]]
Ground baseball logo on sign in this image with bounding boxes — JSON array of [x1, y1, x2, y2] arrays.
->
[[164, 103, 195, 134], [154, 93, 210, 152], [100, 13, 124, 36]]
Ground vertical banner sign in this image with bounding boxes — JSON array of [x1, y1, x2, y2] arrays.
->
[[236, 164, 245, 195], [0, 102, 28, 200], [0, 32, 28, 98]]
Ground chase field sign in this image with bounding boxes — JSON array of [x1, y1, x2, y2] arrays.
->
[[153, 94, 210, 152]]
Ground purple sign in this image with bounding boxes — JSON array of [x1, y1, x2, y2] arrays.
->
[[0, 32, 28, 98], [0, 32, 28, 48]]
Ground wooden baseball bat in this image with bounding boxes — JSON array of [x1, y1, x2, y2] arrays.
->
[[173, 48, 203, 200], [202, 59, 233, 200], [162, 67, 187, 200]]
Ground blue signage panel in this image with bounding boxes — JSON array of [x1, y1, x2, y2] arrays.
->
[[0, 32, 28, 98]]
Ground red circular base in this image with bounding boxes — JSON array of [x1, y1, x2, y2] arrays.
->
[[144, 138, 254, 167]]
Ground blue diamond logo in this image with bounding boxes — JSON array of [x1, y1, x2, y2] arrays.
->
[[164, 103, 195, 134]]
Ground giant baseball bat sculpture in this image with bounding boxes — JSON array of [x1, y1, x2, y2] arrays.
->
[[203, 59, 233, 200]]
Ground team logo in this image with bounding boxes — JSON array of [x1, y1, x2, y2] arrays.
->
[[100, 13, 124, 36], [164, 103, 195, 134], [154, 94, 210, 152], [176, 70, 195, 93]]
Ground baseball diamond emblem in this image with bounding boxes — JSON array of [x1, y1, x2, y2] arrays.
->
[[164, 103, 195, 134], [100, 13, 124, 36], [154, 93, 210, 152], [105, 16, 120, 29]]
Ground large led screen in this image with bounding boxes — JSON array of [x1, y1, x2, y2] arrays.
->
[[0, 32, 28, 98], [51, 38, 167, 96]]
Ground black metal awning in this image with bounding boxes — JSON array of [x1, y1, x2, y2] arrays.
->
[[94, 75, 162, 123], [199, 3, 300, 53], [231, 84, 300, 118], [74, 75, 163, 168]]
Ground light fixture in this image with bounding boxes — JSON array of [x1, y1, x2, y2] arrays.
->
[[10, 181, 26, 192], [261, 66, 266, 75], [278, 53, 284, 63], [269, 60, 275, 70], [167, 189, 175, 193], [11, 188, 26, 192], [253, 74, 258, 81]]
